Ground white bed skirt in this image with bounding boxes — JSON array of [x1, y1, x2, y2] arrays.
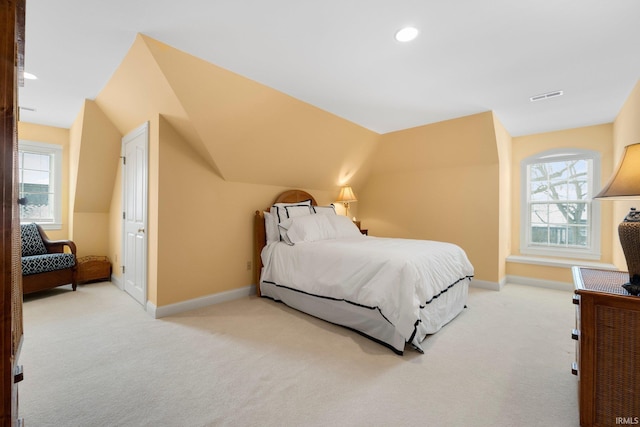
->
[[260, 277, 470, 355]]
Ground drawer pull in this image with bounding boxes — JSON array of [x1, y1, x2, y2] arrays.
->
[[571, 329, 579, 340], [571, 362, 578, 376]]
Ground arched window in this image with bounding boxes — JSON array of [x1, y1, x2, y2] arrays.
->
[[520, 148, 601, 259]]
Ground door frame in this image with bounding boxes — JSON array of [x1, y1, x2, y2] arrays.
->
[[121, 122, 149, 308]]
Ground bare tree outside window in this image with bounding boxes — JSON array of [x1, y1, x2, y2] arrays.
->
[[528, 159, 590, 248]]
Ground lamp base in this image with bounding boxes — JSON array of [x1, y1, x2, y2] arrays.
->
[[622, 282, 640, 296], [619, 208, 640, 296]]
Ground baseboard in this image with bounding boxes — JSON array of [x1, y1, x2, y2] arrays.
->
[[110, 274, 123, 290], [470, 278, 503, 291], [506, 275, 573, 292], [146, 285, 257, 319]]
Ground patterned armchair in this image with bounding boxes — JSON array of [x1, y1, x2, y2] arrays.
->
[[21, 223, 77, 294]]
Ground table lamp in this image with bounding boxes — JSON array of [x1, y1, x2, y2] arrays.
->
[[594, 142, 640, 295], [336, 186, 357, 218]]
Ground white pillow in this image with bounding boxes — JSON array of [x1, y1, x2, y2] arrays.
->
[[312, 204, 336, 215], [325, 215, 363, 238], [285, 205, 312, 219], [278, 214, 334, 245], [270, 200, 312, 224], [263, 211, 279, 245]]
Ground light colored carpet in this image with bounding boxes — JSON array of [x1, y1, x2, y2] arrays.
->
[[20, 282, 579, 427]]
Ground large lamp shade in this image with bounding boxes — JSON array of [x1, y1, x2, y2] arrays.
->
[[595, 143, 640, 294], [595, 143, 640, 198]]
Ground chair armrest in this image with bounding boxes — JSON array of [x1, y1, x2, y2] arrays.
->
[[44, 239, 77, 255], [35, 224, 77, 255]]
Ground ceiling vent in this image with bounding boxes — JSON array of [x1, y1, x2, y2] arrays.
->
[[530, 90, 563, 102]]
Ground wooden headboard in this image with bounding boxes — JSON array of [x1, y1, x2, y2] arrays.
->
[[253, 190, 317, 296]]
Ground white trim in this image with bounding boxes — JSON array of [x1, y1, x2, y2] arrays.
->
[[110, 274, 123, 290], [470, 279, 503, 291], [520, 246, 601, 260], [147, 285, 256, 319], [505, 275, 574, 292], [506, 254, 617, 270]]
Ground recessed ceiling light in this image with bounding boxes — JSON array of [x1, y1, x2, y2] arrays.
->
[[395, 27, 419, 42], [23, 72, 38, 80]]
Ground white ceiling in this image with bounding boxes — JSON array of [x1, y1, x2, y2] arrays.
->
[[18, 0, 640, 136]]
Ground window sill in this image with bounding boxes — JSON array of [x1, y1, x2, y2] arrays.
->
[[520, 246, 601, 261], [22, 222, 61, 231], [506, 255, 616, 270]]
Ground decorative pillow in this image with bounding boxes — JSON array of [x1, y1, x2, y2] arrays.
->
[[264, 211, 279, 245], [325, 215, 363, 238], [312, 204, 336, 215], [278, 214, 334, 245], [20, 223, 47, 257]]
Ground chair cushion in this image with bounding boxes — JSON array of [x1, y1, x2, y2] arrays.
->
[[22, 253, 76, 276], [21, 223, 47, 257]]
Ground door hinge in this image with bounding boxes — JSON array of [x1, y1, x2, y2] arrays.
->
[[122, 211, 125, 220], [122, 266, 125, 274], [120, 155, 126, 165]]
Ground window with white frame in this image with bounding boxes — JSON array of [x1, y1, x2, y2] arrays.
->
[[521, 148, 601, 260], [18, 141, 62, 229]]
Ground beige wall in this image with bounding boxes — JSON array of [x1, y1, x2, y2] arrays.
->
[[68, 100, 121, 258], [359, 111, 503, 284], [17, 122, 70, 241], [612, 80, 640, 270], [154, 116, 339, 304], [493, 115, 512, 281], [93, 35, 380, 307], [508, 123, 614, 283]]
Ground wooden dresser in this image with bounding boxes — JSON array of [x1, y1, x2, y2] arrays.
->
[[572, 267, 640, 426]]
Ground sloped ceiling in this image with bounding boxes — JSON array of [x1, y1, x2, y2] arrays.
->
[[96, 34, 380, 190], [72, 100, 121, 212]]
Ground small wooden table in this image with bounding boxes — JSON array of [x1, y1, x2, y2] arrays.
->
[[571, 267, 640, 426]]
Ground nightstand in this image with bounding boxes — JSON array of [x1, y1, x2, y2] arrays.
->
[[571, 267, 640, 426], [353, 221, 368, 235]]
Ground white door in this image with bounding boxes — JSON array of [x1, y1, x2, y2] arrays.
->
[[122, 122, 149, 306]]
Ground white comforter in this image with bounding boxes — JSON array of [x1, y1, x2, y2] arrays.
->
[[260, 235, 474, 344]]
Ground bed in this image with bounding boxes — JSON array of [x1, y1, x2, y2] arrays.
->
[[253, 190, 474, 354]]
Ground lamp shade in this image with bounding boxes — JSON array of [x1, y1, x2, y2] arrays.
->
[[336, 186, 357, 203], [594, 142, 640, 291], [595, 143, 640, 199]]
